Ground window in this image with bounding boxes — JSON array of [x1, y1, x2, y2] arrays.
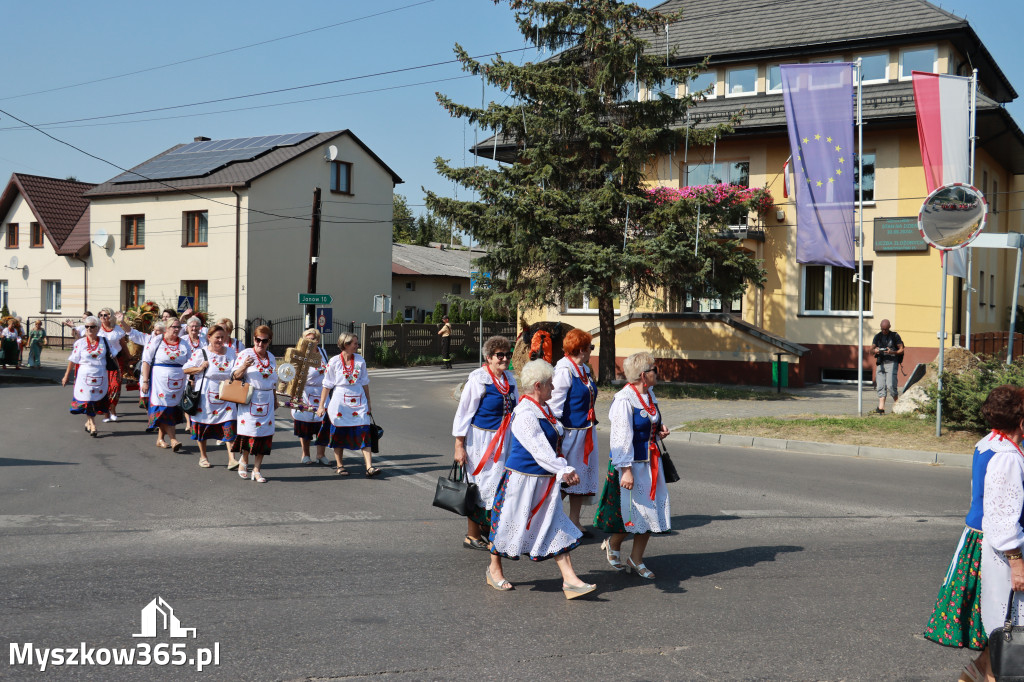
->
[[685, 160, 749, 187], [979, 270, 986, 305], [451, 283, 462, 295], [565, 292, 620, 314], [405, 281, 416, 291], [859, 52, 889, 83], [853, 152, 876, 202], [686, 71, 717, 99], [404, 306, 416, 322], [181, 280, 208, 311], [993, 180, 998, 214], [767, 64, 783, 93], [123, 280, 145, 309], [725, 66, 757, 97], [123, 215, 145, 248], [43, 280, 61, 312], [0, 280, 7, 309], [810, 56, 843, 64], [801, 264, 872, 315], [6, 223, 18, 248], [330, 161, 352, 194], [30, 222, 43, 248], [183, 211, 208, 246], [991, 274, 996, 308], [900, 46, 937, 79]]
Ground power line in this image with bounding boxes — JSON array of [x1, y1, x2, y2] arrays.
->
[[0, 0, 437, 103], [0, 47, 533, 131]]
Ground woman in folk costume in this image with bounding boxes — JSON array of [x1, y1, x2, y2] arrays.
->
[[451, 335, 518, 551], [316, 332, 381, 477], [486, 360, 596, 599], [140, 319, 189, 451], [293, 328, 332, 467], [230, 325, 278, 483], [85, 308, 128, 423], [182, 325, 238, 469], [61, 316, 110, 436], [548, 329, 600, 536], [594, 351, 671, 580], [925, 386, 1024, 682], [124, 321, 165, 419]]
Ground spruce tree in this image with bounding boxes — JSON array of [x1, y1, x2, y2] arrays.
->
[[427, 0, 768, 380]]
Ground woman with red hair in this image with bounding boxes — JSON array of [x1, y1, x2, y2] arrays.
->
[[230, 325, 278, 483], [549, 328, 600, 536]]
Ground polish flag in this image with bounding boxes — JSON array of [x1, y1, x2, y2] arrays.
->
[[912, 71, 972, 277], [782, 156, 791, 198]]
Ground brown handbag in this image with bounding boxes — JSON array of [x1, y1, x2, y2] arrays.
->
[[217, 376, 253, 405]]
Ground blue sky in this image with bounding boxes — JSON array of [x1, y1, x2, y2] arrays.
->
[[0, 0, 1019, 217]]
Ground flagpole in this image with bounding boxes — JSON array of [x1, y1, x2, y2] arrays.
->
[[965, 69, 978, 351], [856, 59, 865, 417], [937, 254, 948, 437]]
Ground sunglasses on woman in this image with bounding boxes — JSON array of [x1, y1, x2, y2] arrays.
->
[[492, 352, 512, 360], [254, 337, 271, 345]]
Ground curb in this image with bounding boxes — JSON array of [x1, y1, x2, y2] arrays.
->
[[666, 431, 968, 468]]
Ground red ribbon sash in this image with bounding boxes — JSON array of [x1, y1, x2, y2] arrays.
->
[[526, 476, 557, 530], [583, 407, 595, 465], [473, 412, 512, 476], [648, 435, 661, 501]]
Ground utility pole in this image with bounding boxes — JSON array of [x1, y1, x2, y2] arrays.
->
[[305, 187, 322, 330]]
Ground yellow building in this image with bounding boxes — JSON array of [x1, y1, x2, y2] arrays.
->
[[495, 0, 1024, 386]]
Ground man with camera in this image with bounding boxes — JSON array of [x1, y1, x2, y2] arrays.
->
[[871, 319, 904, 414]]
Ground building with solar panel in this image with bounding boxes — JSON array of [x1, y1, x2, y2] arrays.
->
[[70, 129, 402, 341]]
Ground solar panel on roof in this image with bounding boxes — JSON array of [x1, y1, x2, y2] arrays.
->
[[111, 132, 317, 183]]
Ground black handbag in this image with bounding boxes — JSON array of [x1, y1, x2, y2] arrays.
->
[[432, 463, 478, 517], [990, 590, 1024, 681], [102, 338, 119, 372], [369, 414, 384, 454], [657, 436, 681, 484], [181, 350, 206, 416]]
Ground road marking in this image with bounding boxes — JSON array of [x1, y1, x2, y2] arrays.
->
[[720, 510, 793, 517]]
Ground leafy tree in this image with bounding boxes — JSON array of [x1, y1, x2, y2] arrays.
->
[[431, 302, 447, 324], [392, 193, 415, 243], [426, 0, 767, 380]]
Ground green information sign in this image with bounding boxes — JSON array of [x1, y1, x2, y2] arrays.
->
[[873, 217, 927, 252], [298, 293, 333, 305]]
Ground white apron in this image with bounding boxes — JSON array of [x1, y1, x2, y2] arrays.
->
[[232, 349, 277, 438], [69, 338, 109, 402], [183, 347, 237, 425], [323, 353, 370, 427], [143, 338, 188, 407]]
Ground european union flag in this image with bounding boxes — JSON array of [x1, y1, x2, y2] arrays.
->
[[782, 64, 856, 268]]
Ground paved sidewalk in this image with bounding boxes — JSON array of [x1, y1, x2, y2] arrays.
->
[[0, 347, 70, 384]]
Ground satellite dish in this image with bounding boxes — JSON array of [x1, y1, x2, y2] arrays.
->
[[92, 229, 109, 248], [918, 183, 987, 250], [9, 256, 18, 269], [277, 362, 296, 382], [325, 145, 338, 162]]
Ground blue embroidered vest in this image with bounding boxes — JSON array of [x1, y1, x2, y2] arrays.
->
[[630, 406, 660, 462], [471, 380, 513, 430], [505, 417, 559, 476], [561, 369, 596, 429]]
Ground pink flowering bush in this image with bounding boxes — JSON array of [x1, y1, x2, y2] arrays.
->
[[648, 184, 774, 217]]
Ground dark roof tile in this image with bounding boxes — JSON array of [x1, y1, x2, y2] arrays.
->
[[0, 174, 95, 255]]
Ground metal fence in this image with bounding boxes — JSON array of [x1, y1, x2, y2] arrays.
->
[[245, 316, 356, 357], [362, 321, 515, 360], [24, 315, 78, 350]]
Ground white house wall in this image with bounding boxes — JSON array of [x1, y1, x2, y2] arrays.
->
[[87, 189, 250, 322], [1, 193, 84, 318], [246, 137, 394, 333]]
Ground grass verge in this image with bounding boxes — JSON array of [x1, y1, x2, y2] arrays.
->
[[679, 414, 983, 453], [615, 383, 793, 401]]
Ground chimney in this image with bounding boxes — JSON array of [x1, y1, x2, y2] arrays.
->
[[194, 136, 211, 142]]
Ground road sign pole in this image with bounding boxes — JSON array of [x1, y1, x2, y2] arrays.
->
[[305, 187, 322, 330]]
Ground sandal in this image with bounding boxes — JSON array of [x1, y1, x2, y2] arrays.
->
[[485, 568, 513, 591], [626, 557, 656, 580], [251, 469, 267, 483], [364, 466, 382, 478], [226, 458, 240, 471], [198, 458, 212, 468], [464, 535, 489, 551], [600, 539, 626, 571], [335, 467, 350, 476], [156, 440, 169, 449], [238, 463, 249, 480], [170, 440, 182, 452], [959, 662, 983, 682], [90, 429, 98, 438]]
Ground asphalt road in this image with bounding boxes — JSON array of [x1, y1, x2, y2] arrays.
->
[[1, 365, 979, 680]]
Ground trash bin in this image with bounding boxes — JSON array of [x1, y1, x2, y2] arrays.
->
[[772, 359, 789, 388]]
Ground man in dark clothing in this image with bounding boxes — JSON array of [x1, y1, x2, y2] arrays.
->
[[870, 319, 904, 414], [437, 315, 452, 369]]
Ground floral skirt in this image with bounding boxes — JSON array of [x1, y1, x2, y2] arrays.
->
[[328, 424, 370, 451], [70, 396, 110, 417], [148, 405, 183, 429], [191, 420, 237, 442], [230, 435, 273, 456], [923, 527, 986, 650], [593, 461, 671, 535], [107, 368, 122, 410], [469, 505, 491, 528], [294, 418, 330, 445]]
